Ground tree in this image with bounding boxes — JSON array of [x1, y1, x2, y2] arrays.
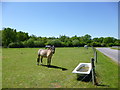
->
[[34, 41, 45, 47], [72, 39, 80, 47], [17, 31, 29, 42], [29, 34, 37, 40], [98, 37, 104, 43], [2, 28, 17, 47], [81, 34, 91, 43], [2, 28, 29, 47], [8, 42, 24, 48], [103, 37, 116, 46], [65, 41, 72, 47], [2, 27, 119, 48], [25, 39, 34, 47], [59, 35, 69, 42], [114, 39, 120, 46], [93, 38, 99, 42], [0, 30, 2, 46], [46, 39, 62, 47], [90, 42, 101, 47], [71, 35, 79, 40]]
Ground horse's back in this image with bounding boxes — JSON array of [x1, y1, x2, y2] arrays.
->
[[38, 49, 52, 57], [38, 49, 46, 55]]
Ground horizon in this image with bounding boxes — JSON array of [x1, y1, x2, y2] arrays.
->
[[1, 2, 118, 39], [1, 27, 118, 39]]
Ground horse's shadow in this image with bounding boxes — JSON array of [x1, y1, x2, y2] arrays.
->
[[40, 64, 68, 71]]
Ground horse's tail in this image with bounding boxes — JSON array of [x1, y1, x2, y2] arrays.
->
[[38, 49, 41, 55], [37, 49, 41, 65]]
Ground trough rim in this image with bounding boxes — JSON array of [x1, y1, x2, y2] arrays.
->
[[72, 63, 92, 74]]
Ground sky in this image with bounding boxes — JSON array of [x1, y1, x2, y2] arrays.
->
[[1, 2, 118, 38]]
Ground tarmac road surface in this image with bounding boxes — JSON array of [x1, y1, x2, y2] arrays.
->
[[96, 48, 120, 64]]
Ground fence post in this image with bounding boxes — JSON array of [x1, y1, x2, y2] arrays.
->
[[94, 51, 97, 63], [91, 58, 97, 85], [96, 51, 97, 63]]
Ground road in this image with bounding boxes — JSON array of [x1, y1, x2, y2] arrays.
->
[[96, 48, 120, 64]]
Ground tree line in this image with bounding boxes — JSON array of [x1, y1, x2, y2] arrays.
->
[[0, 27, 120, 48]]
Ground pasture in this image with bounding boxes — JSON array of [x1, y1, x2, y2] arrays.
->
[[2, 47, 118, 88], [0, 47, 2, 89]]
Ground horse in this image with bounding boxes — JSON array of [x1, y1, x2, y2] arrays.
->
[[37, 45, 55, 66]]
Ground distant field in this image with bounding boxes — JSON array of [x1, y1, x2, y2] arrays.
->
[[2, 47, 118, 88], [111, 47, 120, 50]]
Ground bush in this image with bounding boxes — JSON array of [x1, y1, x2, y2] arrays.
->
[[101, 43, 106, 47], [72, 40, 80, 47], [108, 43, 114, 47], [90, 42, 101, 47], [22, 41, 28, 47], [64, 41, 72, 47], [80, 42, 86, 47], [8, 42, 24, 48], [8, 42, 17, 48], [34, 41, 45, 47], [26, 39, 34, 47], [46, 39, 62, 47]]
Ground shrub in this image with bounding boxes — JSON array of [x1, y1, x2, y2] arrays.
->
[[8, 42, 24, 48], [22, 39, 34, 47], [8, 42, 17, 48], [34, 41, 45, 47], [90, 42, 101, 47], [72, 40, 80, 47], [46, 39, 62, 47]]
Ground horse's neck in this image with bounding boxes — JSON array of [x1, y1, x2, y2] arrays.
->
[[46, 49, 53, 57], [47, 49, 52, 52], [47, 48, 51, 50]]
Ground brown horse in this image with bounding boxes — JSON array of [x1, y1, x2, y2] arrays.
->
[[37, 45, 55, 66]]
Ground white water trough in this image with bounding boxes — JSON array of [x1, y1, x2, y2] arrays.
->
[[72, 63, 92, 74]]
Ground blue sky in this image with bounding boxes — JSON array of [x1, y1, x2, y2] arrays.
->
[[2, 2, 118, 38]]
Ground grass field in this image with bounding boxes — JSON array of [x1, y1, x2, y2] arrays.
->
[[111, 47, 120, 50], [0, 47, 2, 89], [2, 47, 118, 88]]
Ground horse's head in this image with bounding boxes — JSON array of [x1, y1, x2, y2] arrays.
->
[[51, 45, 55, 54]]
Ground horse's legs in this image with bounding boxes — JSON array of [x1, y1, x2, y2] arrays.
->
[[47, 57, 51, 66], [49, 57, 52, 65], [47, 58, 49, 66], [37, 55, 40, 65], [40, 56, 43, 65], [47, 58, 50, 66]]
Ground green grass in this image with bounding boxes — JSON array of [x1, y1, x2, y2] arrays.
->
[[0, 47, 2, 89], [2, 47, 118, 88], [111, 47, 120, 50], [95, 50, 118, 88]]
